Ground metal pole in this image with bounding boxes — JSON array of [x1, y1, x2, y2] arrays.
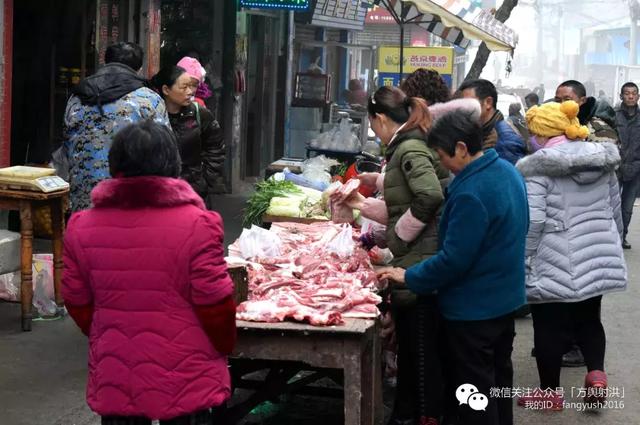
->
[[380, 0, 404, 85], [399, 21, 404, 83]]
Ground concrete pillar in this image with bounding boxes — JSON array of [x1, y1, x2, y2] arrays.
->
[[283, 11, 294, 158], [0, 0, 13, 168], [222, 4, 241, 192], [144, 0, 161, 78]]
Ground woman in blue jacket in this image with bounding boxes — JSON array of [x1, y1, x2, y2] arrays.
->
[[378, 107, 528, 425]]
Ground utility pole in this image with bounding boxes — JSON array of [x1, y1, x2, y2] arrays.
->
[[464, 0, 519, 81], [535, 0, 544, 83], [630, 0, 640, 65], [557, 6, 564, 78]]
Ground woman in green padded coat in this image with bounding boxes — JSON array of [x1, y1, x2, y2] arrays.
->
[[349, 86, 446, 425]]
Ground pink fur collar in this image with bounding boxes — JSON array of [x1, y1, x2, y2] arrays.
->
[[91, 176, 206, 210]]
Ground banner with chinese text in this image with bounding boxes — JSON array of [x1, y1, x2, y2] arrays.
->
[[378, 46, 454, 87]]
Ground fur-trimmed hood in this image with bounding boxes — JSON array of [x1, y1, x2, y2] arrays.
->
[[580, 97, 616, 128], [516, 141, 620, 184], [91, 176, 206, 210]]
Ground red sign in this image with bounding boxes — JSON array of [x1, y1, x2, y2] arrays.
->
[[365, 5, 395, 24]]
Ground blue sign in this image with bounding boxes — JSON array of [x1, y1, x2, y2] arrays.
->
[[379, 73, 452, 88], [240, 0, 310, 10]]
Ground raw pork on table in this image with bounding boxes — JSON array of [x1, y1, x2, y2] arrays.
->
[[229, 222, 381, 326]]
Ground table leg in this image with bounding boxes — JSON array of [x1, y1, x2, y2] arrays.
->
[[373, 332, 383, 425], [361, 335, 383, 425], [50, 199, 64, 307], [343, 340, 363, 425], [19, 201, 33, 331]]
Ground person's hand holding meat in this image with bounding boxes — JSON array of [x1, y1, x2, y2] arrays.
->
[[330, 179, 366, 210], [344, 189, 366, 210], [356, 172, 381, 191], [376, 267, 406, 286]]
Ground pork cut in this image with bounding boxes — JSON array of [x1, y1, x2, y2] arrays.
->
[[230, 222, 381, 326]]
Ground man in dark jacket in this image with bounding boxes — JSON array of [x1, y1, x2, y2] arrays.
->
[[459, 79, 527, 164], [524, 92, 539, 110], [508, 102, 529, 142], [616, 82, 640, 249], [63, 42, 169, 212], [555, 80, 618, 145]]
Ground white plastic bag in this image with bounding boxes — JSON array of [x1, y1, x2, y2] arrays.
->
[[0, 271, 19, 301], [0, 254, 57, 316], [302, 155, 339, 173], [326, 224, 355, 258], [308, 118, 362, 153], [238, 225, 283, 259], [301, 155, 339, 186], [32, 254, 57, 316]]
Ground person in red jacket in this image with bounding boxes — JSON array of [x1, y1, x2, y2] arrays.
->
[[62, 120, 236, 425]]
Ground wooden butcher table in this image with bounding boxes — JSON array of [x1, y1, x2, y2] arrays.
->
[[228, 318, 383, 425], [0, 187, 68, 331]]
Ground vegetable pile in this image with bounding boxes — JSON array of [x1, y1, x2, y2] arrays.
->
[[243, 179, 330, 227], [243, 180, 303, 227]]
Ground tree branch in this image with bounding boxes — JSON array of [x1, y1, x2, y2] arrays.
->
[[463, 0, 519, 82]]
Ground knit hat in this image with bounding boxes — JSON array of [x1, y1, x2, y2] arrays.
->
[[526, 101, 589, 140], [176, 56, 206, 83]]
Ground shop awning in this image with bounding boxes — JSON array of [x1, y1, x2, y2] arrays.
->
[[380, 0, 518, 52]]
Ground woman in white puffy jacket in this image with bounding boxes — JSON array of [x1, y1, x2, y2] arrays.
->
[[516, 100, 627, 410]]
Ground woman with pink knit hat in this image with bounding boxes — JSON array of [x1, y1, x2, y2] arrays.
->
[[151, 64, 226, 200], [177, 56, 212, 107]]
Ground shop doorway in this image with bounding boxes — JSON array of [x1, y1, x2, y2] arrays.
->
[[11, 0, 90, 165], [11, 0, 138, 166], [243, 13, 281, 178]]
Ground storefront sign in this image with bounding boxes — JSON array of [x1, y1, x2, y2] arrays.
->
[[377, 46, 454, 87], [365, 5, 395, 24], [311, 0, 367, 31], [240, 0, 309, 10], [378, 46, 454, 75]]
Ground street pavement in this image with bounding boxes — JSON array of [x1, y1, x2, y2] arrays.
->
[[0, 197, 638, 425]]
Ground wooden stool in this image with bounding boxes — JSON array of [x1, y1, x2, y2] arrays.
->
[[0, 187, 69, 331]]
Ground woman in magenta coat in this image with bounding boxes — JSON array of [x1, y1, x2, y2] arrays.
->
[[62, 120, 236, 425]]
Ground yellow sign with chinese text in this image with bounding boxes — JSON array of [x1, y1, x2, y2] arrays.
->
[[378, 46, 454, 75]]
